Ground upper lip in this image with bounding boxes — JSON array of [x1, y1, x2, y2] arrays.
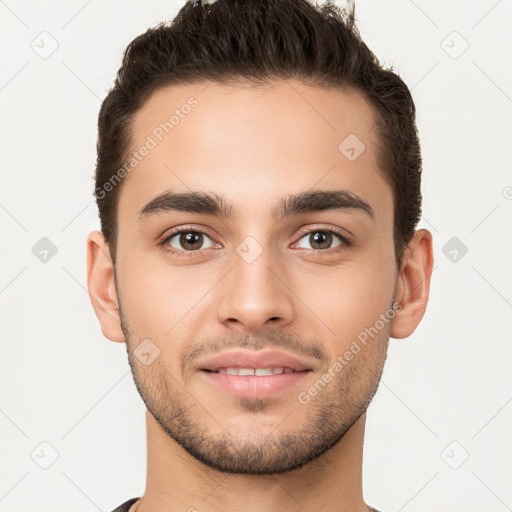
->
[[198, 349, 316, 372]]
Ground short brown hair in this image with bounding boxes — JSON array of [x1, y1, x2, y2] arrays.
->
[[94, 0, 422, 269]]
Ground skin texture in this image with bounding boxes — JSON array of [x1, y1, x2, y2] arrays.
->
[[87, 80, 433, 512]]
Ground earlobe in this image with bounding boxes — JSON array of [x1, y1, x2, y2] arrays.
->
[[390, 229, 434, 339], [86, 230, 125, 343]]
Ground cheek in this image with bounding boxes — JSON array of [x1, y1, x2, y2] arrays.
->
[[116, 250, 221, 345], [116, 254, 178, 335], [295, 256, 395, 358]]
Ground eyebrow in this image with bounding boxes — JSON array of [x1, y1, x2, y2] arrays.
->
[[138, 188, 374, 222]]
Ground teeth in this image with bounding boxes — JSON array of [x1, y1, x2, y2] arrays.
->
[[255, 368, 274, 376], [214, 367, 296, 376]]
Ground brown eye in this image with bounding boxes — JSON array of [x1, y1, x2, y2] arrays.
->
[[179, 232, 203, 250], [310, 231, 332, 250], [297, 230, 345, 251], [165, 231, 214, 252]]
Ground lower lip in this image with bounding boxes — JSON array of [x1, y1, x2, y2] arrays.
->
[[200, 370, 311, 398]]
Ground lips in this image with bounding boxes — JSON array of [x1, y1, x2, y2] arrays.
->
[[211, 367, 297, 375], [197, 349, 315, 373], [196, 350, 316, 397]]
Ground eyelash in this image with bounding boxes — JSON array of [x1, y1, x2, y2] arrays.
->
[[158, 225, 353, 259]]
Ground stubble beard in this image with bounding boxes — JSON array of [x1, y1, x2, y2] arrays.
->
[[118, 301, 388, 475]]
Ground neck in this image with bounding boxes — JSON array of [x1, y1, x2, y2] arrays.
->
[[135, 409, 370, 512]]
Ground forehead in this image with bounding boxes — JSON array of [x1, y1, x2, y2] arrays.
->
[[119, 80, 391, 224]]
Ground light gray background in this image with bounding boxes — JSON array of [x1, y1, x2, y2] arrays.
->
[[1, 1, 511, 511]]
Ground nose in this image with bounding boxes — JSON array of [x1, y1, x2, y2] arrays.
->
[[216, 243, 295, 335]]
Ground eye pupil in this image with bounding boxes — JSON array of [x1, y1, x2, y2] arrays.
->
[[310, 231, 332, 250], [180, 232, 203, 250]]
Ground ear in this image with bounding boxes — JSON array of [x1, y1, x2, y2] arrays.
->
[[390, 229, 434, 339], [86, 230, 125, 343]]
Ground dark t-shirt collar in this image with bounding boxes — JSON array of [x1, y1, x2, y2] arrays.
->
[[111, 497, 140, 512]]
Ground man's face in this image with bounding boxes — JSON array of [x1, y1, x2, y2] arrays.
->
[[113, 80, 398, 474]]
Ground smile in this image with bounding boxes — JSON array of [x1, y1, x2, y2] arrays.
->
[[205, 367, 303, 375]]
